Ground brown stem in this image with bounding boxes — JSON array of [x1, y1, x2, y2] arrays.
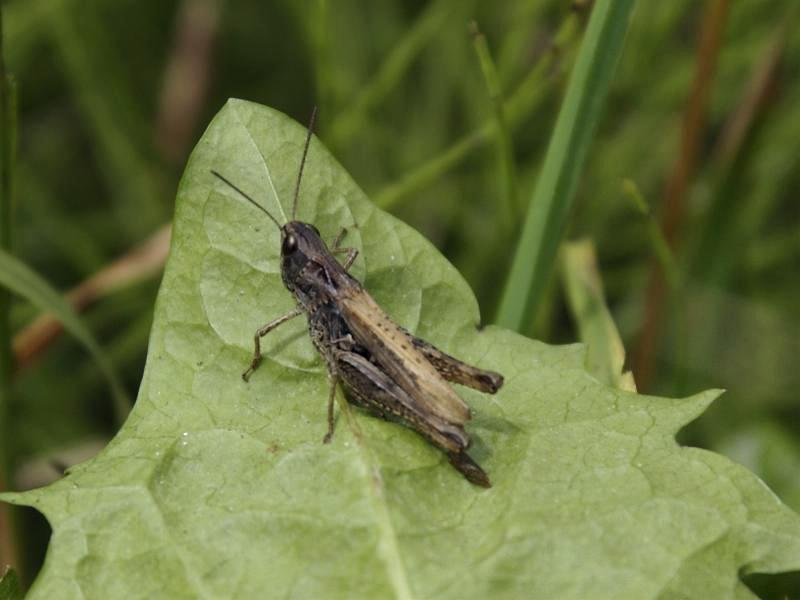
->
[[632, 0, 731, 389], [155, 0, 221, 164], [712, 21, 787, 169], [13, 225, 171, 370]]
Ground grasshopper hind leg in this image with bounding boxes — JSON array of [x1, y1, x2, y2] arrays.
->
[[323, 373, 338, 444], [406, 333, 503, 394], [447, 451, 491, 488], [336, 351, 491, 487], [317, 365, 390, 445]]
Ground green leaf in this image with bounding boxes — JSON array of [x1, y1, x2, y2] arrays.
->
[[2, 100, 800, 599]]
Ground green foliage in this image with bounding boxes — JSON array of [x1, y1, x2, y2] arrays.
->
[[0, 250, 129, 422], [4, 102, 800, 599], [0, 568, 22, 600], [2, 1, 800, 596], [561, 239, 635, 391], [496, 0, 634, 332]]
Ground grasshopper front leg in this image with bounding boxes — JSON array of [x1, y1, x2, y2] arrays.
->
[[331, 227, 358, 271], [242, 306, 304, 381]]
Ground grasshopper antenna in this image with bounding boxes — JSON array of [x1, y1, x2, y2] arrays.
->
[[292, 106, 317, 221], [211, 170, 283, 231]]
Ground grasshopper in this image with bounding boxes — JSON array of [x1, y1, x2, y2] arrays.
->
[[211, 109, 503, 487]]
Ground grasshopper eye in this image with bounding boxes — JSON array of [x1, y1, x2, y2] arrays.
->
[[283, 234, 298, 254]]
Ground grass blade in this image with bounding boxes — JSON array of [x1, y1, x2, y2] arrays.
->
[[469, 21, 517, 231], [0, 250, 131, 424], [328, 0, 458, 146], [561, 240, 635, 392], [373, 11, 583, 210], [495, 0, 636, 332]]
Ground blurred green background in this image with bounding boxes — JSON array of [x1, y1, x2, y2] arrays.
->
[[1, 0, 799, 595]]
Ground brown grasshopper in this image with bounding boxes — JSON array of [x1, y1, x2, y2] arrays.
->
[[211, 109, 503, 487]]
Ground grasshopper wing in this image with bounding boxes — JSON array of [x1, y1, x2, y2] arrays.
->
[[337, 351, 490, 487], [339, 289, 471, 426], [336, 351, 468, 451]]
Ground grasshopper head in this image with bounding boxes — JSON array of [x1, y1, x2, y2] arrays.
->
[[280, 220, 329, 294]]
